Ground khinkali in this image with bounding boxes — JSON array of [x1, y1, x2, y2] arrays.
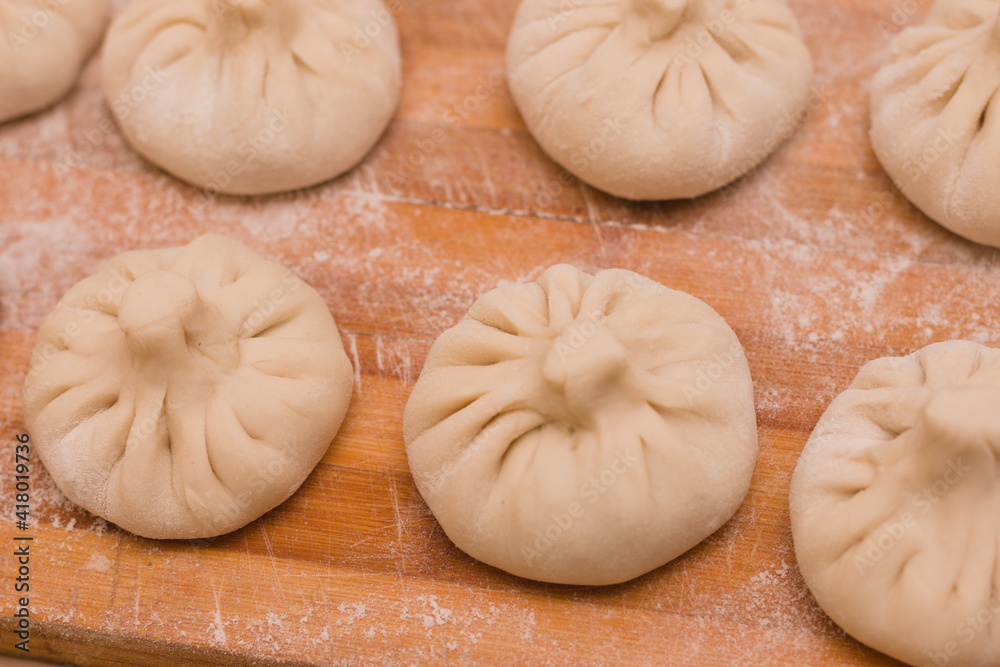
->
[[403, 265, 758, 585], [0, 0, 110, 123], [505, 0, 814, 200], [102, 0, 401, 195], [22, 235, 354, 539], [790, 340, 1000, 667], [871, 0, 1000, 247]]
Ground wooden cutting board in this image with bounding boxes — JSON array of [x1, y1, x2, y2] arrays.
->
[[2, 0, 995, 664]]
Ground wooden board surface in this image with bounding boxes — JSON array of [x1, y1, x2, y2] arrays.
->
[[2, 0, 998, 665]]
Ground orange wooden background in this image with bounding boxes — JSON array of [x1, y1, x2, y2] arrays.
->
[[2, 0, 996, 665]]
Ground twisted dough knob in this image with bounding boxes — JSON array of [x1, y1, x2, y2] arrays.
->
[[118, 270, 240, 372], [541, 320, 630, 427], [623, 0, 690, 43]]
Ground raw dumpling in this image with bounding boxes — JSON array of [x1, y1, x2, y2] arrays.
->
[[22, 235, 354, 539], [403, 265, 758, 585], [870, 0, 1000, 247], [0, 0, 111, 123], [505, 0, 814, 200], [102, 0, 401, 195], [790, 340, 1000, 667]]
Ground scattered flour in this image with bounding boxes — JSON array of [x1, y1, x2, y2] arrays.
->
[[84, 553, 112, 573]]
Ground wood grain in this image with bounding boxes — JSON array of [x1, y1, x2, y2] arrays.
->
[[1, 0, 996, 665]]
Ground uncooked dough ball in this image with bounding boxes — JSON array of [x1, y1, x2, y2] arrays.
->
[[102, 0, 401, 195], [0, 0, 111, 123], [871, 0, 1000, 248], [22, 235, 354, 539], [505, 0, 814, 200], [790, 340, 1000, 667], [403, 265, 758, 585]]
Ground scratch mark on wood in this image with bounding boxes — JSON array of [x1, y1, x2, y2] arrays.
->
[[210, 578, 228, 647], [105, 532, 124, 624], [348, 333, 363, 396], [260, 526, 282, 591], [474, 145, 496, 203]]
